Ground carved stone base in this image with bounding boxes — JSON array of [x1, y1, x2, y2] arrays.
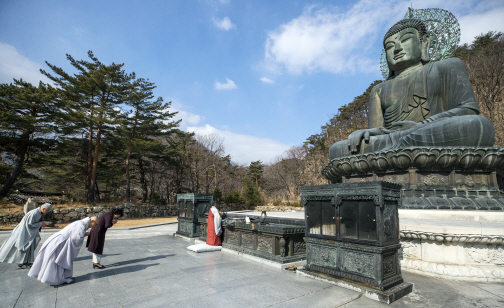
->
[[322, 147, 504, 210], [305, 237, 403, 291], [176, 217, 202, 238], [401, 259, 504, 282], [297, 268, 414, 304], [400, 230, 504, 282]]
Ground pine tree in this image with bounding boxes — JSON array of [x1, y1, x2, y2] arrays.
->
[[41, 51, 135, 203], [118, 78, 180, 202], [242, 180, 262, 207], [213, 186, 222, 202], [247, 160, 264, 187], [0, 79, 60, 199]]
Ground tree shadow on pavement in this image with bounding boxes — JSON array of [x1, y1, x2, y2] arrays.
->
[[63, 263, 160, 285], [104, 254, 175, 267], [74, 253, 121, 262]]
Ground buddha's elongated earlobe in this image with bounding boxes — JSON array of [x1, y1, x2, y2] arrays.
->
[[421, 34, 431, 63]]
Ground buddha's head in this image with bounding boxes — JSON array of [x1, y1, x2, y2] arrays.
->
[[383, 18, 431, 78]]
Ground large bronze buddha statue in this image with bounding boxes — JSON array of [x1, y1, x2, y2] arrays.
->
[[328, 18, 495, 160]]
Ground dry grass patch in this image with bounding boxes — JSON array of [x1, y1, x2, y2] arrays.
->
[[112, 217, 177, 228], [0, 217, 178, 230], [0, 202, 123, 215]]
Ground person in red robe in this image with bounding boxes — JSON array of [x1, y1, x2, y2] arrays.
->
[[206, 201, 222, 246], [86, 208, 123, 269]]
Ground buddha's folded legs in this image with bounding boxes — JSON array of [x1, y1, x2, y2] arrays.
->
[[329, 115, 495, 160], [395, 115, 495, 148]]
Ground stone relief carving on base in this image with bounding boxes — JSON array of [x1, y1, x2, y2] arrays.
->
[[466, 244, 504, 265], [342, 251, 375, 278], [383, 205, 398, 241], [257, 236, 273, 253], [227, 230, 239, 244], [383, 254, 397, 278], [293, 240, 307, 254], [401, 239, 421, 259], [310, 244, 337, 268], [242, 233, 255, 249]]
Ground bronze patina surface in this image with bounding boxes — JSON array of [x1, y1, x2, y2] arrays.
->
[[324, 9, 503, 210], [328, 18, 494, 160]]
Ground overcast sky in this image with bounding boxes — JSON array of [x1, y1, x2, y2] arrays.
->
[[1, 0, 503, 165]]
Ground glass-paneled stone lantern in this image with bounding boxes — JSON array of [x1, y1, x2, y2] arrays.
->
[[176, 193, 213, 238], [301, 181, 409, 294]]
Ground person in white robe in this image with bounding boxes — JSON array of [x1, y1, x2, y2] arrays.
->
[[28, 216, 97, 285], [0, 203, 52, 267]]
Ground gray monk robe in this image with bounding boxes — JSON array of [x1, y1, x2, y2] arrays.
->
[[329, 58, 495, 159], [28, 218, 90, 285], [0, 208, 43, 264]]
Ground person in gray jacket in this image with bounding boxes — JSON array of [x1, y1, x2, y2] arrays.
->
[[0, 203, 52, 267]]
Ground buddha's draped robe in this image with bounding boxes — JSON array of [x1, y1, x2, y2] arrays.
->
[[329, 58, 495, 160], [0, 208, 42, 264], [28, 219, 87, 285], [206, 206, 222, 246]]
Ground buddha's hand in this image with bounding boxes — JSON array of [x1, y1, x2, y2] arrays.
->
[[347, 128, 384, 153]]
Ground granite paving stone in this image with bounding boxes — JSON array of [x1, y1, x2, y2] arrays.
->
[[13, 288, 57, 308], [2, 223, 504, 308], [55, 291, 96, 308], [92, 302, 123, 308], [268, 286, 362, 308], [0, 291, 21, 308], [147, 277, 187, 293], [475, 283, 504, 298], [200, 291, 250, 308], [90, 284, 129, 306], [171, 297, 213, 308], [223, 283, 295, 307], [168, 286, 219, 303], [120, 280, 160, 300], [118, 296, 168, 308]]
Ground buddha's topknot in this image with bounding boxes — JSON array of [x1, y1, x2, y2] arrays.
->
[[383, 19, 428, 45]]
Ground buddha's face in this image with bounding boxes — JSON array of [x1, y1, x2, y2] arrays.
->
[[384, 27, 422, 73]]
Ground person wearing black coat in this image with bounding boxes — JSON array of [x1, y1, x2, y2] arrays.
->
[[86, 208, 123, 269]]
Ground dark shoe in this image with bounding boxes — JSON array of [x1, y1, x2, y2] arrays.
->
[[25, 263, 33, 268], [93, 263, 105, 269], [17, 264, 24, 268]]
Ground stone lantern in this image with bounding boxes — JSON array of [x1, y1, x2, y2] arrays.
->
[[301, 181, 413, 303], [176, 193, 213, 238]]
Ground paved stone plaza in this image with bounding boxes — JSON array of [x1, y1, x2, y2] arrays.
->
[[1, 223, 504, 308]]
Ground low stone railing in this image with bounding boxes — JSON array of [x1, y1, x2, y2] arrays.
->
[[0, 203, 178, 226], [1, 204, 304, 226], [255, 205, 304, 212]]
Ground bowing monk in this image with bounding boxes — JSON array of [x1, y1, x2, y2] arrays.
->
[[86, 208, 123, 269], [206, 201, 222, 246], [28, 216, 97, 285], [0, 203, 52, 268]]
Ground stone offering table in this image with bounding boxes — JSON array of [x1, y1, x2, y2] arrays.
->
[[218, 213, 306, 264]]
